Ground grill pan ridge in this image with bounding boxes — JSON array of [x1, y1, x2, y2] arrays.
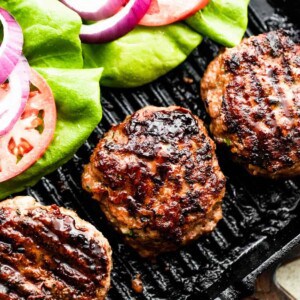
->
[[15, 0, 300, 299]]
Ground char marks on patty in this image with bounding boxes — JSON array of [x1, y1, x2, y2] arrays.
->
[[82, 106, 226, 257], [201, 30, 300, 177], [0, 197, 112, 300]]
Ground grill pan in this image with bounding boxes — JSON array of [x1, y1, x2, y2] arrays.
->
[[16, 0, 300, 299]]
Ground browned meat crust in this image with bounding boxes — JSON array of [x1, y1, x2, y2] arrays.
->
[[201, 30, 300, 178], [82, 106, 226, 258], [0, 197, 112, 300]]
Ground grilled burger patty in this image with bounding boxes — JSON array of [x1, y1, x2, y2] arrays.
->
[[0, 197, 112, 300], [201, 30, 300, 178], [82, 106, 226, 258]]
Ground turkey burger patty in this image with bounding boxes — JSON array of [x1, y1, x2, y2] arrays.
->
[[82, 106, 226, 258], [0, 196, 112, 300], [201, 30, 300, 178]]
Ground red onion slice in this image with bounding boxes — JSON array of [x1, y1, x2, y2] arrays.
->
[[0, 8, 23, 84], [80, 0, 151, 43], [60, 0, 127, 21], [0, 56, 30, 136]]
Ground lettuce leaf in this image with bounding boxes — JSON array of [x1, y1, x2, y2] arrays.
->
[[186, 0, 250, 47], [0, 0, 103, 199], [0, 68, 103, 200], [0, 0, 83, 68], [82, 24, 202, 88]]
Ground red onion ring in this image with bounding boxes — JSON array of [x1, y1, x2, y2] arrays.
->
[[0, 8, 23, 85], [0, 56, 30, 137], [60, 0, 127, 21], [80, 0, 151, 43]]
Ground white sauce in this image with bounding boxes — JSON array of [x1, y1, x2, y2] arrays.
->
[[275, 258, 300, 299]]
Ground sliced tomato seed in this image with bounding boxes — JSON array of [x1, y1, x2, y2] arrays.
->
[[9, 138, 33, 157], [30, 116, 43, 129]]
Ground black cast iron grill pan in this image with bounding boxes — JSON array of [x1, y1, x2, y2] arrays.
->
[[14, 0, 300, 299]]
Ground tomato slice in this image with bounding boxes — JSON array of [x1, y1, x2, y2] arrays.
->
[[139, 0, 210, 26], [0, 69, 56, 182]]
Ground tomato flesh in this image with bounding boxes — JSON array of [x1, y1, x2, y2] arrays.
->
[[0, 69, 56, 182], [139, 0, 210, 26]]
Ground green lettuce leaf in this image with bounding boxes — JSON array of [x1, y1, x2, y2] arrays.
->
[[186, 0, 250, 47], [82, 24, 202, 88], [0, 68, 103, 200], [0, 0, 102, 198], [0, 0, 83, 68]]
